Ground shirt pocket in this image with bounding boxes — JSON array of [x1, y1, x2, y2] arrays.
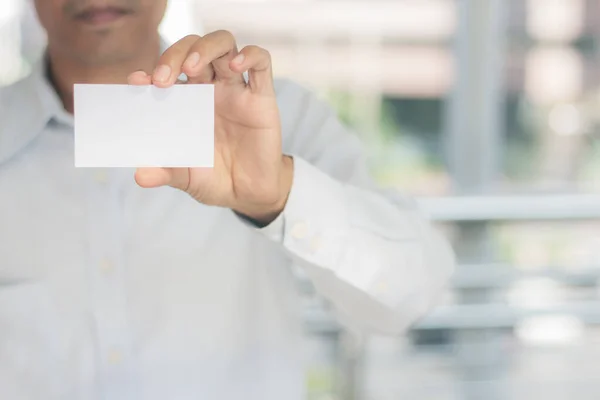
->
[[0, 282, 74, 400]]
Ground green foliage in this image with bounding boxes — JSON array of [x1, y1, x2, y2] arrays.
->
[[306, 368, 336, 400]]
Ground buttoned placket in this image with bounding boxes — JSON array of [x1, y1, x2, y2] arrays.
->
[[84, 168, 137, 399]]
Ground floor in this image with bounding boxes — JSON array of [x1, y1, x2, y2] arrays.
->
[[304, 327, 600, 400]]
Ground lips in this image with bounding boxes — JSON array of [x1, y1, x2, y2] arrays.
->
[[75, 6, 132, 25]]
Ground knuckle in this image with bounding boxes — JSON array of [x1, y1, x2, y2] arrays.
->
[[162, 35, 201, 61], [247, 46, 271, 62], [242, 45, 258, 56], [251, 45, 268, 55], [216, 29, 235, 40], [183, 34, 202, 42], [164, 47, 188, 62], [216, 30, 237, 47], [190, 41, 207, 54]]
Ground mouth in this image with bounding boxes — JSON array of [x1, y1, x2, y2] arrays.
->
[[75, 6, 133, 26]]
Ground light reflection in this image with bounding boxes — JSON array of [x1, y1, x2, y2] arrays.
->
[[548, 104, 582, 136], [507, 278, 566, 310], [516, 315, 584, 346], [527, 0, 584, 42], [0, 0, 19, 24], [526, 46, 583, 105], [0, 0, 23, 85]]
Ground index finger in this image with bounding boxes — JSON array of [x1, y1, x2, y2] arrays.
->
[[183, 30, 243, 85], [152, 35, 202, 87]]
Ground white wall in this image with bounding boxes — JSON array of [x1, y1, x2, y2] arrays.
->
[[160, 0, 204, 45], [0, 0, 25, 85]]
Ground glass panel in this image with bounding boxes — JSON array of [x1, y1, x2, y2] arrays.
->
[[504, 0, 600, 192], [198, 0, 456, 196]]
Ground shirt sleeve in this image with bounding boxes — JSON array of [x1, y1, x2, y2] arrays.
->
[[238, 80, 455, 335]]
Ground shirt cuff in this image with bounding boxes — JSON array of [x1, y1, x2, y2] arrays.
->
[[253, 156, 351, 270]]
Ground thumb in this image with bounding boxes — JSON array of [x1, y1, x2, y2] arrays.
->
[[135, 167, 191, 191]]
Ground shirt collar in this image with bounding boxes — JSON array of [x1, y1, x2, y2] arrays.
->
[[0, 55, 66, 164], [0, 39, 172, 165]]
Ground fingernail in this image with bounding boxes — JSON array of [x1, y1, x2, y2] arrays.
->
[[232, 53, 245, 65], [184, 52, 201, 69], [153, 65, 172, 82]]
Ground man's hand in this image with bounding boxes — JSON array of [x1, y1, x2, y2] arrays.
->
[[127, 31, 294, 225]]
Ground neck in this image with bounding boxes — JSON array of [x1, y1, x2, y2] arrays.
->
[[47, 39, 161, 114]]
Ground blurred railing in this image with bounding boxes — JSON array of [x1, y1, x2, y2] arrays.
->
[[419, 194, 600, 222], [302, 194, 600, 400]]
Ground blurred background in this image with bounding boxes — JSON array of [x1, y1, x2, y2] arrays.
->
[[4, 0, 600, 399]]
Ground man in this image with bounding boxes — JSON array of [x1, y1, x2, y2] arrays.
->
[[0, 1, 455, 399]]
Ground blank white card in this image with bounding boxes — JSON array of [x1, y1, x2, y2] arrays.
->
[[74, 84, 214, 168]]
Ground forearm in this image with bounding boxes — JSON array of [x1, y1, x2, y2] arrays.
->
[[240, 155, 455, 334]]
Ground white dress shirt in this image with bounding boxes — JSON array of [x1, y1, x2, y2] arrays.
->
[[0, 56, 455, 400]]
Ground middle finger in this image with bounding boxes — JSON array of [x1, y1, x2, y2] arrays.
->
[[152, 34, 214, 87], [182, 30, 245, 85]]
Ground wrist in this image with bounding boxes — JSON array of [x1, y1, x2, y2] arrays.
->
[[235, 155, 294, 227]]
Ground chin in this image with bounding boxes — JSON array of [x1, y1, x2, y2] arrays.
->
[[74, 47, 134, 66]]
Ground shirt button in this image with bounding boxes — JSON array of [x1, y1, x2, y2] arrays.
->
[[310, 235, 323, 251], [94, 170, 108, 184], [107, 349, 123, 365], [291, 221, 308, 240], [376, 281, 389, 294], [100, 259, 115, 274]]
